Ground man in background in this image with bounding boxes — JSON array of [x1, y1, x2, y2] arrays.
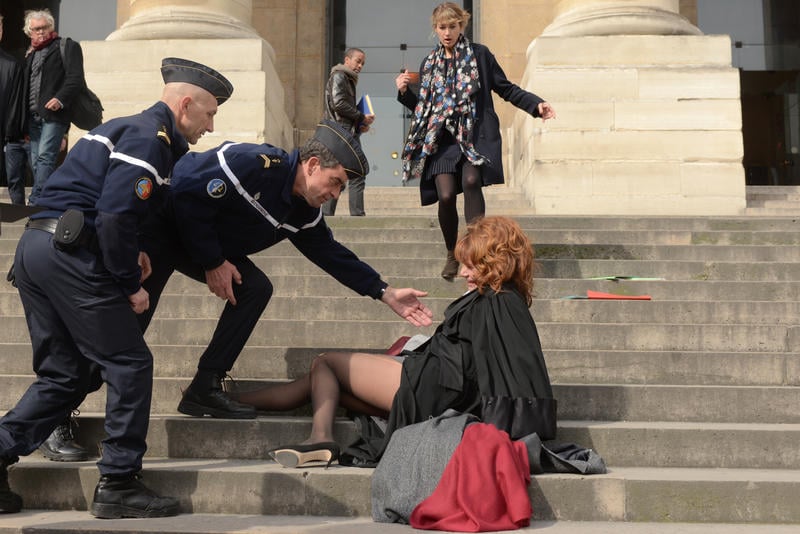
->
[[321, 47, 374, 217], [21, 8, 84, 205], [0, 13, 26, 205]]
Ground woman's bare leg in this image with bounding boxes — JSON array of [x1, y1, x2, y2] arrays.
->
[[305, 351, 402, 444]]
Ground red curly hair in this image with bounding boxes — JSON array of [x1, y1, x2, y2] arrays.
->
[[454, 216, 534, 305]]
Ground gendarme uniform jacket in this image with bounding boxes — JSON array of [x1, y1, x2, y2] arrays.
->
[[166, 141, 387, 298], [31, 101, 189, 295]]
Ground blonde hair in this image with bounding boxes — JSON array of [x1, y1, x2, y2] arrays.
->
[[431, 2, 471, 30], [455, 216, 535, 305], [23, 9, 55, 37]]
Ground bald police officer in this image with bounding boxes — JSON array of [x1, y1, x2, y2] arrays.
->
[[0, 58, 232, 518], [137, 120, 433, 419]]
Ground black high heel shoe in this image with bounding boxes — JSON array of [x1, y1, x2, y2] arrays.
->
[[268, 442, 340, 468]]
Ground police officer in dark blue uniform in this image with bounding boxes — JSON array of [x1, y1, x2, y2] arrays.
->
[[0, 57, 233, 518], [137, 120, 434, 419]]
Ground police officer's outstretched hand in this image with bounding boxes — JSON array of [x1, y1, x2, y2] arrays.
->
[[129, 287, 150, 314], [381, 286, 433, 327], [205, 260, 242, 306]]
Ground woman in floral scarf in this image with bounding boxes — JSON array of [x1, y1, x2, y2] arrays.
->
[[396, 2, 555, 280]]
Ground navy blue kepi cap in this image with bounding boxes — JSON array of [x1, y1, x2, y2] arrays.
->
[[161, 57, 234, 105], [313, 120, 369, 179]]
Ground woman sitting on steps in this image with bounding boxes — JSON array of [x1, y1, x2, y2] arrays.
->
[[234, 215, 556, 468]]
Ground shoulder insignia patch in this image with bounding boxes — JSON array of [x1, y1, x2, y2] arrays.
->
[[260, 154, 281, 168], [157, 125, 171, 146], [135, 177, 153, 200], [207, 178, 227, 198]]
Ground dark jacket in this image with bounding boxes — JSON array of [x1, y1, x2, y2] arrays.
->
[[323, 64, 363, 135], [1, 47, 25, 142], [25, 36, 84, 125], [343, 285, 556, 466], [398, 42, 544, 204], [161, 141, 387, 299]]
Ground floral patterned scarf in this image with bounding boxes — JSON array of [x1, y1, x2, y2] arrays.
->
[[401, 34, 485, 182]]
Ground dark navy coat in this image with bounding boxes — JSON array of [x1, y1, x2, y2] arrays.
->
[[32, 101, 189, 295], [166, 141, 386, 298], [398, 42, 544, 205]]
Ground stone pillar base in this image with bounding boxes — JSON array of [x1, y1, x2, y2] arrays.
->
[[508, 34, 746, 215], [73, 38, 292, 152]]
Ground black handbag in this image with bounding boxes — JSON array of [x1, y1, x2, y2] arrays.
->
[[481, 396, 557, 441]]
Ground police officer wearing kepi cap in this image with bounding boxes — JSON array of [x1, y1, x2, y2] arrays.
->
[[0, 57, 232, 518], [137, 119, 434, 419]]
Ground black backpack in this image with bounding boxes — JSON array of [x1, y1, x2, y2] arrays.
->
[[59, 38, 104, 131]]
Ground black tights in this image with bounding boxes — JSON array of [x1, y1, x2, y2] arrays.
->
[[434, 163, 485, 251]]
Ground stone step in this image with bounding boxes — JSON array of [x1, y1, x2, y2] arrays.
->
[[16, 413, 800, 471], [3, 379, 799, 424], [1, 252, 775, 282], [2, 514, 797, 534], [4, 211, 800, 233], [7, 269, 800, 302], [2, 293, 794, 325], [6, 457, 800, 523], [257, 241, 800, 262], [151, 274, 800, 301], [3, 346, 795, 387], [5, 239, 800, 264], [0, 315, 794, 353]]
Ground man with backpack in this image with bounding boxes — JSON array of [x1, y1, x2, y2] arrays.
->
[[21, 8, 84, 205]]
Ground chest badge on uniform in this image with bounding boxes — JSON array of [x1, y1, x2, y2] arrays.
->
[[207, 178, 227, 198], [135, 177, 153, 200]]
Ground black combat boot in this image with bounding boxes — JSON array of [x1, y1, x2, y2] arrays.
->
[[90, 473, 179, 519], [177, 370, 256, 419], [39, 417, 90, 462], [0, 457, 22, 514]]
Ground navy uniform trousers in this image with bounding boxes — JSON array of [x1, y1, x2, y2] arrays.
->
[[138, 231, 274, 374], [0, 228, 152, 476]]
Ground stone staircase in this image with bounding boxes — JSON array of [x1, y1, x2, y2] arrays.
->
[[1, 184, 799, 532]]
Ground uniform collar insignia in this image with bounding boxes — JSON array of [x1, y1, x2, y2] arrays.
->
[[157, 125, 172, 146]]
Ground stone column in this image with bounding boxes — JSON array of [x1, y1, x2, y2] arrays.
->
[[542, 0, 701, 36], [107, 0, 259, 40], [73, 0, 293, 152], [506, 0, 746, 216]]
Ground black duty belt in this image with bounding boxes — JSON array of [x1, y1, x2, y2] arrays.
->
[[25, 218, 59, 234], [26, 217, 100, 254]]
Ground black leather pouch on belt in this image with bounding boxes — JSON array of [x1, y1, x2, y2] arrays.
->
[[53, 209, 87, 252]]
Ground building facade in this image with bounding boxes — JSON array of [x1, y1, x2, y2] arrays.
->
[[0, 0, 797, 212]]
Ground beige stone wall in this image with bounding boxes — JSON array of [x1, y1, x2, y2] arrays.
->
[[115, 0, 328, 147], [252, 0, 327, 146], [478, 1, 556, 132]]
